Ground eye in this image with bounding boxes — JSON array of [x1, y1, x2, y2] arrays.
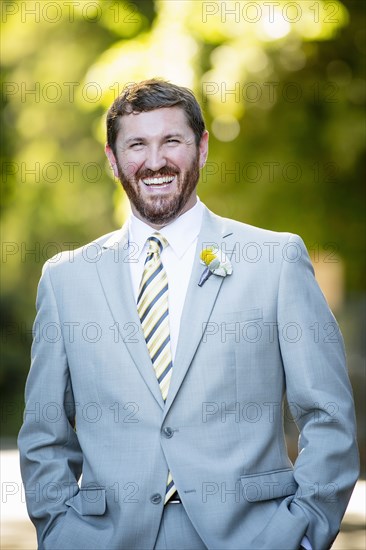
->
[[166, 139, 180, 144], [130, 142, 144, 149]]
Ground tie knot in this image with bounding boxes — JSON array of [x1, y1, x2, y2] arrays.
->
[[147, 233, 168, 255]]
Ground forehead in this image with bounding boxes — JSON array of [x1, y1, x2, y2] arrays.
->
[[117, 106, 193, 141]]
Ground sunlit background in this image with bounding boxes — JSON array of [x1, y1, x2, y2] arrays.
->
[[1, 0, 365, 548]]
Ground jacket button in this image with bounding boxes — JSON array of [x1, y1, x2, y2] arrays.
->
[[162, 427, 174, 438], [150, 493, 162, 505]]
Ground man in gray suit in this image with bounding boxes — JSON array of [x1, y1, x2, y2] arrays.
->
[[18, 79, 359, 550]]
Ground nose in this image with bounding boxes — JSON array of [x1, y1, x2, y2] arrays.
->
[[144, 145, 167, 172]]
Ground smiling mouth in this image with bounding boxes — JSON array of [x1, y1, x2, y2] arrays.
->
[[142, 175, 175, 186]]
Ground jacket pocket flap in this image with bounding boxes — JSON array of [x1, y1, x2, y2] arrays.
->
[[211, 308, 263, 324], [239, 468, 297, 502], [65, 487, 106, 516]]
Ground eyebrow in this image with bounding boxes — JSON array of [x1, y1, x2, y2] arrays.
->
[[164, 133, 185, 140], [125, 133, 186, 144]]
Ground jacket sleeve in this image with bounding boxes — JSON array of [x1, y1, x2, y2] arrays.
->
[[17, 261, 83, 548], [277, 234, 359, 549]]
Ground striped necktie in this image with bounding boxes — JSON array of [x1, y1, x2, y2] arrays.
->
[[137, 233, 176, 503]]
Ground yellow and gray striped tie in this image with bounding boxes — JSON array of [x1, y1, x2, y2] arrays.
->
[[137, 233, 176, 503]]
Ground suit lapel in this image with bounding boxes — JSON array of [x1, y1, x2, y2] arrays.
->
[[163, 208, 233, 419], [96, 227, 164, 409]]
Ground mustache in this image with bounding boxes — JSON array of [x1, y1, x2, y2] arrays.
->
[[135, 165, 180, 180]]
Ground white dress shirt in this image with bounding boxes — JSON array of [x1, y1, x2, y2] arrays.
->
[[128, 197, 204, 360]]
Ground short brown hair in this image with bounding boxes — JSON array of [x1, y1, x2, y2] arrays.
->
[[106, 79, 206, 154]]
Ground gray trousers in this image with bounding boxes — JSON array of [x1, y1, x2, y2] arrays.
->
[[154, 503, 207, 550]]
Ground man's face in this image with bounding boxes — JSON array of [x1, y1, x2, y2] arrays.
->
[[105, 107, 208, 227]]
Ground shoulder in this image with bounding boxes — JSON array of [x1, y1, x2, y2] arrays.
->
[[203, 207, 310, 267], [42, 228, 124, 276], [206, 207, 302, 245]]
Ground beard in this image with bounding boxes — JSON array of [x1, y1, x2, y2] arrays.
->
[[116, 152, 200, 226]]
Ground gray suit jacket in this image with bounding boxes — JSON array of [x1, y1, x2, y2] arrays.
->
[[18, 206, 359, 549]]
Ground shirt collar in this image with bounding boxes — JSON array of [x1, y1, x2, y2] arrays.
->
[[128, 197, 204, 260]]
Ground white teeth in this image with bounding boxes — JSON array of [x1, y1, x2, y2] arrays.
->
[[142, 176, 175, 185]]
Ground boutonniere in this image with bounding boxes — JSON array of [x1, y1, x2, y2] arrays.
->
[[198, 247, 233, 287]]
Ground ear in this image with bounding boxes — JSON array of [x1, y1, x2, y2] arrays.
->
[[198, 131, 209, 169], [105, 144, 119, 178]]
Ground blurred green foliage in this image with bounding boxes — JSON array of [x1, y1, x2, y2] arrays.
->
[[1, 0, 365, 437]]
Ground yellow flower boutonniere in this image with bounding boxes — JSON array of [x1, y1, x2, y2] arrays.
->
[[198, 247, 233, 287]]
